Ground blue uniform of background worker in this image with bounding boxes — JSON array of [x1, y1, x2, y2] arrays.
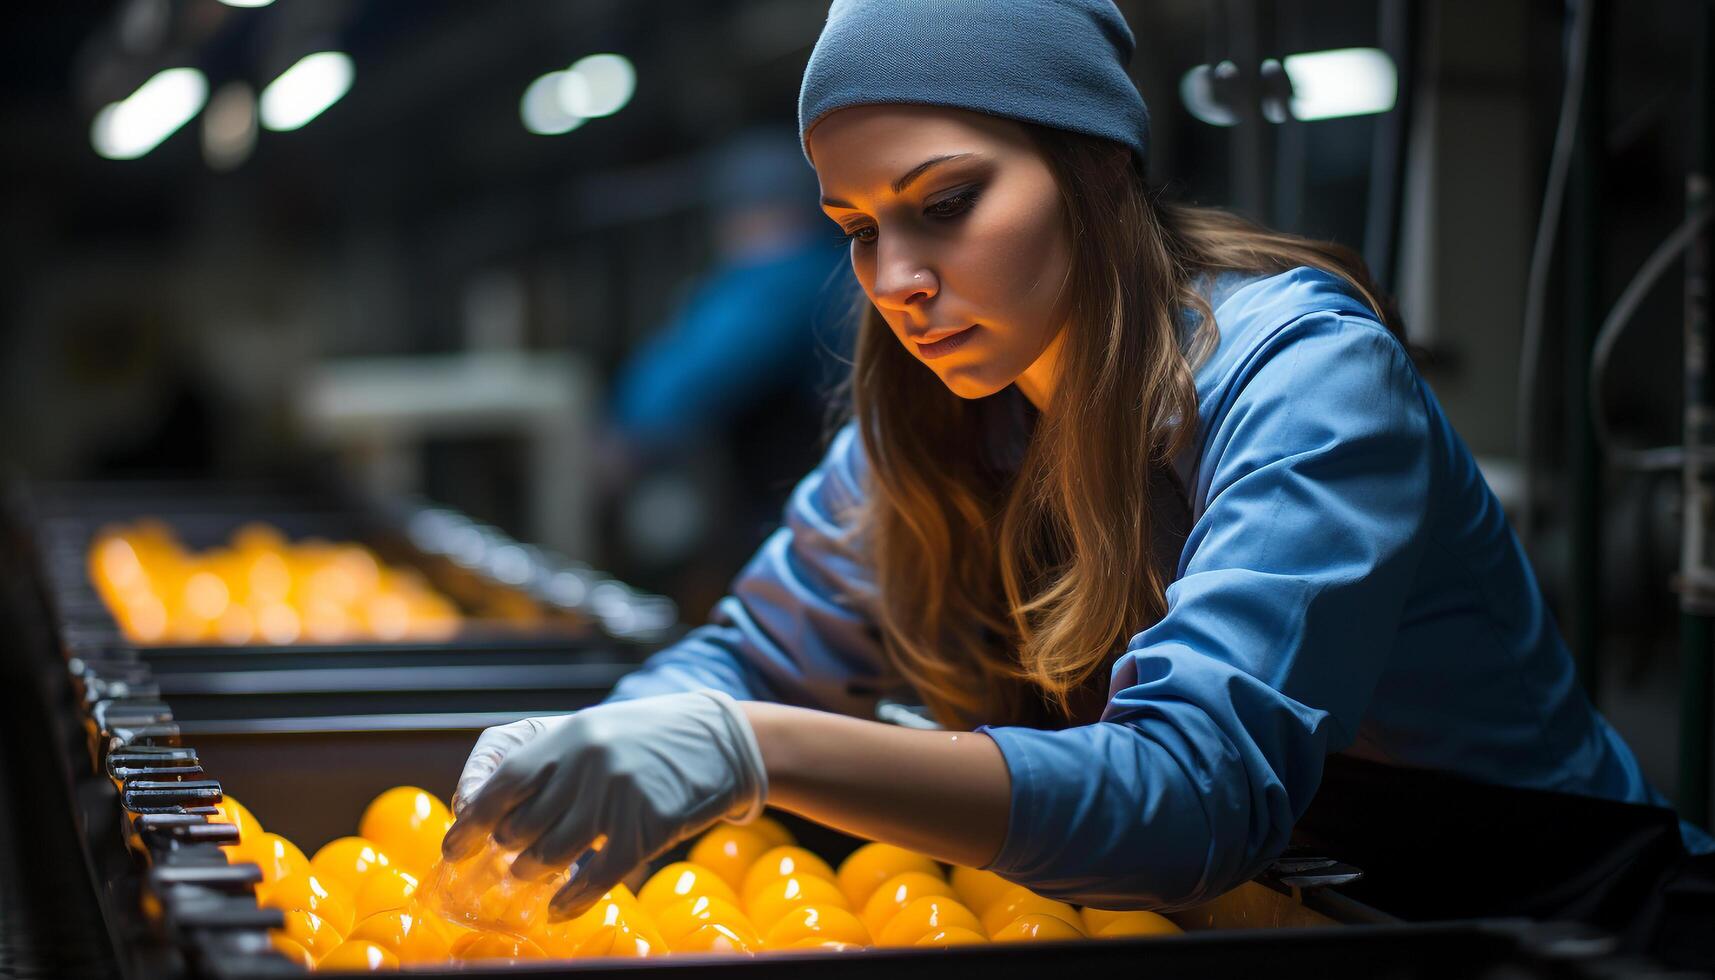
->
[[606, 129, 846, 602], [449, 0, 1715, 964]]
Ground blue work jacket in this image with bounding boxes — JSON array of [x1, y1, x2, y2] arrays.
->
[[608, 266, 1712, 909]]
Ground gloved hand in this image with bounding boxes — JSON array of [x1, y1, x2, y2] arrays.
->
[[440, 690, 768, 920]]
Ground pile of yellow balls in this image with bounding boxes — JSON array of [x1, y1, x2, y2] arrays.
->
[[88, 521, 462, 646], [209, 785, 1181, 971]]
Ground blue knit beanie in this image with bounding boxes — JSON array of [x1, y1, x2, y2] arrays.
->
[[798, 0, 1149, 164]]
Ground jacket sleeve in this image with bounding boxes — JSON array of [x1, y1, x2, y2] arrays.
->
[[604, 424, 895, 715], [978, 313, 1432, 910]]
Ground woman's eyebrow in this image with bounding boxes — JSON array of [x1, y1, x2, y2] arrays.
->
[[820, 152, 978, 209]]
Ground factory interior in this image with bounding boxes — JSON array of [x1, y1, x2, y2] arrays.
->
[[1, 0, 1713, 976]]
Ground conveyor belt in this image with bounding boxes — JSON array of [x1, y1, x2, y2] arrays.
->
[[0, 576, 120, 979]]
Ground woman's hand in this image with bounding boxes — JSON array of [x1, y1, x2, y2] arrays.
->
[[441, 690, 767, 919]]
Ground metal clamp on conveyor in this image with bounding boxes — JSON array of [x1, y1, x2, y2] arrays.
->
[[122, 778, 225, 814]]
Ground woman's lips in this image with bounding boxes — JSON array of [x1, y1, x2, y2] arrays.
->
[[915, 324, 979, 360]]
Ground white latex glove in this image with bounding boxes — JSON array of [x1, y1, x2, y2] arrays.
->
[[450, 715, 560, 818], [440, 690, 767, 920]]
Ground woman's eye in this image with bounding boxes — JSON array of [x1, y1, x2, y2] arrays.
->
[[840, 225, 877, 245], [925, 188, 980, 219]]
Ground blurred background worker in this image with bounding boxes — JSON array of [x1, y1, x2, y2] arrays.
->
[[604, 127, 848, 615]]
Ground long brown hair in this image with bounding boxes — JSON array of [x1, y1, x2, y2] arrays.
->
[[847, 124, 1403, 729]]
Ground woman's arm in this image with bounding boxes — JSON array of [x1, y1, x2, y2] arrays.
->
[[742, 702, 1012, 869], [605, 424, 895, 714]]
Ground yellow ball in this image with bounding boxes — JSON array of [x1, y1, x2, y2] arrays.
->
[[310, 837, 393, 896], [949, 866, 1014, 918], [236, 833, 310, 891], [674, 922, 760, 954], [274, 909, 343, 960], [655, 895, 760, 948], [536, 892, 664, 958], [353, 866, 420, 921], [207, 798, 260, 845], [746, 874, 850, 933], [991, 912, 1085, 942], [1089, 909, 1184, 938], [979, 885, 1081, 938], [570, 917, 665, 958], [345, 909, 452, 964], [259, 871, 355, 934], [744, 814, 795, 848], [688, 824, 774, 892], [915, 926, 989, 947], [358, 786, 453, 876], [860, 871, 955, 937], [452, 932, 548, 961], [317, 939, 399, 971], [837, 842, 944, 908], [267, 933, 315, 968], [740, 846, 837, 909], [785, 938, 862, 951], [638, 861, 740, 915], [876, 895, 982, 947], [762, 904, 871, 948]]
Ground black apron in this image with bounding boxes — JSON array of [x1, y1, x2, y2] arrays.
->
[[1292, 753, 1715, 970]]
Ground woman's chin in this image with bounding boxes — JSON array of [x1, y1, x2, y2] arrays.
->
[[932, 365, 1010, 401]]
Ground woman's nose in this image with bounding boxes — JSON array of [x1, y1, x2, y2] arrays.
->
[[871, 255, 937, 310]]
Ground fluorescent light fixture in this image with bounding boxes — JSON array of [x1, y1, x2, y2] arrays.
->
[[1282, 47, 1396, 121], [91, 67, 208, 160], [521, 70, 586, 136], [560, 53, 634, 118], [1179, 48, 1395, 126], [259, 51, 354, 131], [1179, 60, 1239, 127], [217, 0, 275, 6]]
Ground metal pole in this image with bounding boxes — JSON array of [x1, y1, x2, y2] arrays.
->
[[1678, 0, 1715, 832], [1564, 0, 1605, 701]]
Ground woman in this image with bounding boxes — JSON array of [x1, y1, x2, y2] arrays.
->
[[444, 0, 1712, 943]]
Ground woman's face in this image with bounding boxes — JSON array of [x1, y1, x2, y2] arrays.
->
[[808, 105, 1073, 403]]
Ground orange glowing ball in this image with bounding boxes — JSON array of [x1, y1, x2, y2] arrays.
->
[[237, 833, 310, 889], [353, 866, 421, 921], [978, 886, 1082, 938], [837, 843, 944, 908], [309, 837, 393, 896], [746, 874, 850, 934], [206, 797, 260, 845], [655, 895, 760, 948], [267, 933, 315, 968], [916, 925, 989, 947], [949, 866, 1014, 918], [452, 932, 549, 962], [687, 824, 774, 892], [274, 909, 343, 960], [740, 846, 837, 909], [876, 895, 983, 947], [991, 912, 1085, 943], [358, 786, 453, 876], [638, 861, 739, 915], [345, 908, 452, 964], [259, 871, 356, 935], [859, 871, 956, 937], [674, 922, 760, 954], [536, 891, 652, 958], [745, 814, 795, 848], [317, 939, 400, 971], [1087, 909, 1184, 938], [762, 904, 871, 948]]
